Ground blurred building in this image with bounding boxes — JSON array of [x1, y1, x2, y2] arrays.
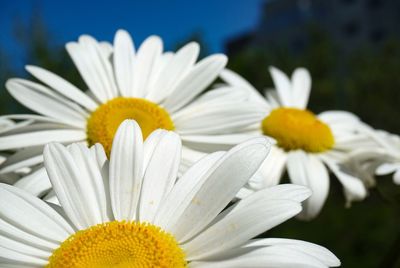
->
[[226, 0, 400, 55]]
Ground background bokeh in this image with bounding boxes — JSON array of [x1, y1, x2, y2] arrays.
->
[[1, 0, 400, 267]]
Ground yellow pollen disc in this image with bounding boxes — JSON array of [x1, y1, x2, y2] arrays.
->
[[47, 221, 187, 268], [87, 97, 174, 155], [261, 107, 334, 153]]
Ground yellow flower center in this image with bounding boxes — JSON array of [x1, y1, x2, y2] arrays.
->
[[87, 97, 174, 155], [261, 107, 334, 153], [47, 221, 187, 268]]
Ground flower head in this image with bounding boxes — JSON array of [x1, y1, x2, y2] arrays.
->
[[214, 67, 376, 219], [0, 30, 261, 197]]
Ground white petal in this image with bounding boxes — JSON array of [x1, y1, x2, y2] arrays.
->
[[113, 29, 135, 97], [287, 152, 330, 220], [147, 42, 199, 103], [175, 86, 250, 110], [238, 184, 311, 206], [99, 41, 113, 58], [175, 104, 263, 135], [14, 168, 51, 197], [269, 66, 292, 107], [67, 144, 110, 222], [0, 148, 43, 175], [190, 244, 337, 268], [109, 120, 144, 221], [154, 151, 226, 229], [183, 198, 301, 260], [139, 131, 181, 222], [318, 111, 360, 125], [0, 114, 63, 125], [0, 183, 73, 245], [158, 137, 270, 242], [249, 146, 287, 189], [163, 54, 227, 112], [43, 143, 108, 230], [321, 155, 367, 203], [179, 146, 208, 176], [0, 234, 50, 262], [0, 130, 86, 151], [244, 239, 340, 267], [376, 163, 400, 175], [220, 69, 270, 107], [66, 35, 118, 102], [6, 79, 87, 128], [220, 69, 256, 92], [131, 36, 163, 98], [25, 65, 98, 111], [291, 67, 311, 109], [393, 169, 400, 185], [181, 133, 259, 152], [0, 247, 48, 266]]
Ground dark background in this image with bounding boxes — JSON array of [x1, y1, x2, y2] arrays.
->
[[1, 1, 400, 267]]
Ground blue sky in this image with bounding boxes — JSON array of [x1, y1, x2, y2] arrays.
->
[[0, 0, 265, 69]]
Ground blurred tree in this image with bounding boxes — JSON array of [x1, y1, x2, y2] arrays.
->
[[346, 40, 400, 134], [0, 47, 18, 114]]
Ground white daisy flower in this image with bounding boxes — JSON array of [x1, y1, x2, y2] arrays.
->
[[0, 120, 340, 267], [0, 29, 261, 196], [191, 66, 373, 220]]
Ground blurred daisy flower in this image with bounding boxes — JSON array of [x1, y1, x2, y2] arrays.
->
[[205, 66, 377, 220], [0, 29, 262, 196], [0, 120, 340, 267], [348, 128, 400, 186]]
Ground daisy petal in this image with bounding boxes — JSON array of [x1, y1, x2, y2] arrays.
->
[[25, 65, 98, 111], [131, 36, 163, 98], [321, 156, 367, 203], [148, 42, 200, 103], [269, 66, 292, 107], [139, 131, 181, 222], [163, 54, 227, 112], [175, 104, 263, 135], [291, 68, 311, 109], [220, 69, 269, 107], [113, 29, 135, 97], [376, 163, 399, 175], [287, 152, 329, 220], [0, 130, 86, 151], [0, 183, 73, 244], [43, 143, 107, 230], [190, 245, 335, 268], [244, 239, 340, 267], [14, 168, 51, 197], [183, 198, 301, 260], [161, 137, 270, 242], [181, 133, 259, 152], [154, 151, 226, 229], [109, 120, 144, 221], [6, 79, 87, 128], [66, 36, 118, 102], [393, 169, 400, 185], [0, 247, 48, 266], [0, 149, 43, 174], [249, 146, 287, 189]]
